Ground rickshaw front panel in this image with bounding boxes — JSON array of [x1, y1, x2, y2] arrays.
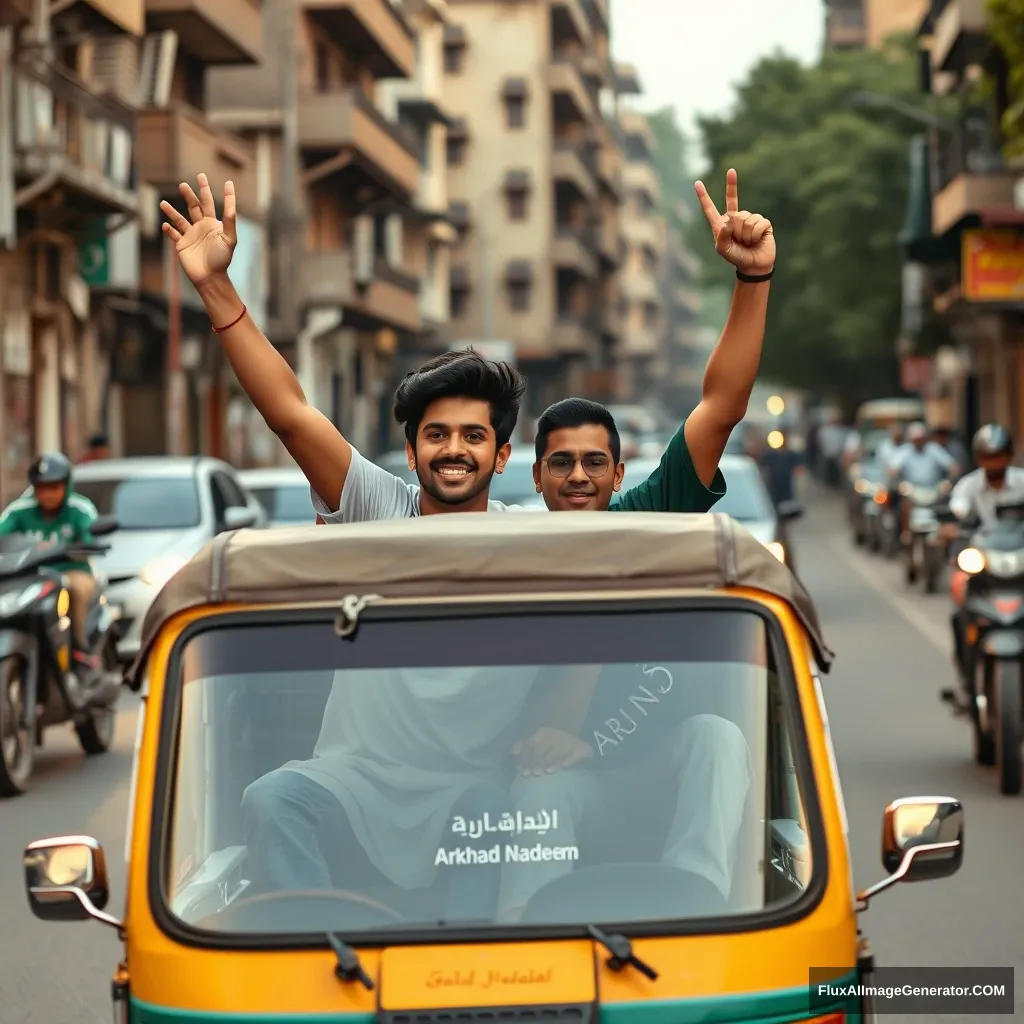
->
[[124, 590, 860, 1024]]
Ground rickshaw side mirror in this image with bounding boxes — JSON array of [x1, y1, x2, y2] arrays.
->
[[23, 836, 121, 930], [856, 797, 963, 911]]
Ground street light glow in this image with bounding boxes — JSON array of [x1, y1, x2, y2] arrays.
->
[[766, 395, 785, 416], [767, 430, 784, 449]]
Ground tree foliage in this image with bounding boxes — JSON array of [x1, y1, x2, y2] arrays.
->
[[987, 0, 1024, 155], [693, 38, 931, 404]]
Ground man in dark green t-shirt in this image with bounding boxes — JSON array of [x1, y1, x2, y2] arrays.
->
[[532, 398, 725, 513], [0, 453, 99, 668]]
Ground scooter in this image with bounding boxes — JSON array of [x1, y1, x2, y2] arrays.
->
[[899, 480, 951, 588], [0, 515, 122, 796], [941, 501, 1024, 795]]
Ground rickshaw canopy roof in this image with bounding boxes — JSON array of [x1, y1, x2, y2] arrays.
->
[[855, 398, 925, 425], [128, 512, 833, 682]]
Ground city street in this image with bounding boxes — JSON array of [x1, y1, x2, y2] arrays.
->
[[0, 490, 1021, 1020]]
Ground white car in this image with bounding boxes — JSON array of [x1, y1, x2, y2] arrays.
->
[[72, 457, 267, 663], [238, 467, 316, 527]]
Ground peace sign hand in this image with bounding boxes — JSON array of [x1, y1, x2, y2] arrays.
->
[[695, 168, 775, 275], [159, 173, 237, 287]]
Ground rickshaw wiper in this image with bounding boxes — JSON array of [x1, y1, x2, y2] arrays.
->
[[586, 925, 658, 980], [327, 933, 375, 990]]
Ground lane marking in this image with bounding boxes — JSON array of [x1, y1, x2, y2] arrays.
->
[[829, 529, 951, 656]]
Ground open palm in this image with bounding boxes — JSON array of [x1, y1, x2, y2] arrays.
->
[[159, 173, 237, 286], [694, 168, 775, 275]]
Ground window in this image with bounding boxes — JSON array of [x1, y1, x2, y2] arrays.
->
[[162, 606, 816, 939], [444, 45, 463, 74], [250, 486, 316, 524], [211, 471, 247, 525], [446, 136, 466, 166], [508, 280, 531, 312], [506, 189, 527, 221], [505, 95, 525, 129], [75, 476, 201, 530], [450, 286, 469, 318]]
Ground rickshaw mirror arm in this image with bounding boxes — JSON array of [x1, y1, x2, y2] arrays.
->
[[32, 884, 125, 938], [854, 840, 960, 912]]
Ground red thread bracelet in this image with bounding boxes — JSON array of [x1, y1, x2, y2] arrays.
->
[[212, 304, 247, 333]]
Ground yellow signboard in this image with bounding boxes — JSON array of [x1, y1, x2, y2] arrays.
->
[[962, 229, 1024, 302]]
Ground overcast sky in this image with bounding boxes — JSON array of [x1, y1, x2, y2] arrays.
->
[[609, 0, 825, 168]]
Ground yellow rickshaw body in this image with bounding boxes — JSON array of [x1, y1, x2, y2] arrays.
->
[[108, 513, 862, 1023]]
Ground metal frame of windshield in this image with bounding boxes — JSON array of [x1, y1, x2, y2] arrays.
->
[[147, 596, 830, 952]]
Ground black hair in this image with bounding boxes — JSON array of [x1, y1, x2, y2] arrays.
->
[[393, 348, 527, 448], [534, 397, 621, 463], [88, 432, 109, 448]]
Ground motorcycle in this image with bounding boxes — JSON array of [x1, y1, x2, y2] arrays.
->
[[849, 460, 887, 549], [899, 479, 952, 589], [941, 501, 1024, 795], [0, 515, 122, 796]]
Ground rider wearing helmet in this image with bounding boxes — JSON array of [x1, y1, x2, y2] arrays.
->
[[0, 454, 99, 670], [948, 424, 1024, 529], [889, 421, 957, 542]]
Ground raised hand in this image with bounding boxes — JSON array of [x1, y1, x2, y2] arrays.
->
[[695, 168, 775, 275], [159, 173, 237, 287]]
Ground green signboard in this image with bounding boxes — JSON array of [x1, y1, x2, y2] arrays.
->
[[78, 231, 109, 288]]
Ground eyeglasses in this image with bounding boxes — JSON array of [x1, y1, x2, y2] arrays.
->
[[543, 453, 613, 479]]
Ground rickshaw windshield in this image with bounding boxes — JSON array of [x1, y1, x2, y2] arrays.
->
[[164, 606, 819, 941]]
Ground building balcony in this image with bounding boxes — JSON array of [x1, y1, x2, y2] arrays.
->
[[553, 316, 594, 354], [137, 105, 256, 212], [931, 0, 988, 75], [550, 57, 592, 124], [622, 215, 663, 254], [54, 0, 143, 34], [933, 172, 1018, 236], [298, 88, 420, 202], [301, 0, 415, 78], [618, 109, 654, 157], [593, 212, 620, 268], [613, 61, 641, 95], [144, 0, 261, 64], [12, 56, 138, 227], [621, 270, 660, 303], [553, 228, 598, 278], [551, 0, 590, 46], [297, 249, 421, 333], [623, 160, 661, 205], [621, 324, 660, 357], [586, 0, 608, 33], [552, 142, 596, 199]]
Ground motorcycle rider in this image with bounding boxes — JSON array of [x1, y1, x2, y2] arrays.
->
[[943, 425, 1024, 689], [0, 454, 99, 676], [890, 421, 957, 488], [931, 424, 968, 479]]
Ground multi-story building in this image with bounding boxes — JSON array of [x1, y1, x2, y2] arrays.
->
[[905, 0, 1022, 438], [614, 63, 666, 405], [0, 0, 141, 500], [825, 0, 929, 51], [662, 205, 705, 420], [440, 0, 624, 419], [208, 0, 427, 461]]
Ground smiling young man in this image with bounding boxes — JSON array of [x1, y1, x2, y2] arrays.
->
[[160, 169, 771, 522]]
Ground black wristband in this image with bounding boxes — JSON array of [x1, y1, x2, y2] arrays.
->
[[736, 268, 774, 283]]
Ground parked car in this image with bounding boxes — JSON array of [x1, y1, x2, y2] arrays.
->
[[71, 457, 266, 663], [619, 453, 803, 567], [238, 468, 315, 527]]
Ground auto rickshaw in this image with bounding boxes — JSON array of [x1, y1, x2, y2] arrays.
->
[[21, 513, 964, 1023]]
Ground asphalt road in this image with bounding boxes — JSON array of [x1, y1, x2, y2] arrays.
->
[[0, 490, 1019, 1021]]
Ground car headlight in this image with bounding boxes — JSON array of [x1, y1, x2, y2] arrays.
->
[[899, 481, 913, 497], [765, 541, 786, 562], [139, 554, 188, 589], [957, 547, 986, 574]]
